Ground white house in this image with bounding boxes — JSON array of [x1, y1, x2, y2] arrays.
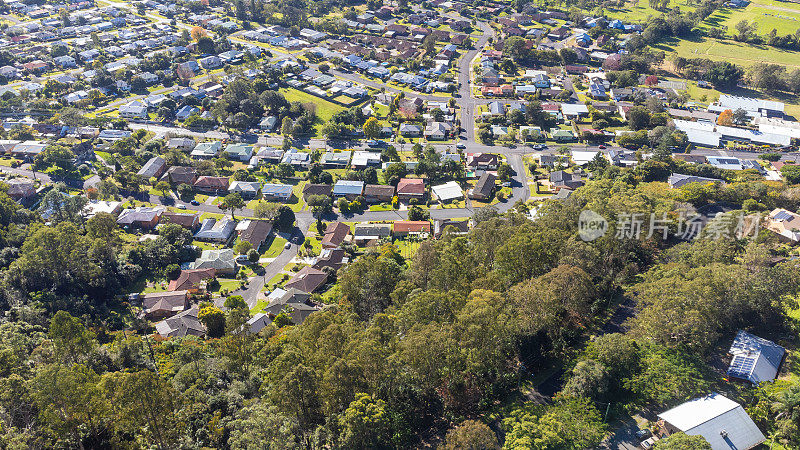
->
[[658, 393, 765, 450]]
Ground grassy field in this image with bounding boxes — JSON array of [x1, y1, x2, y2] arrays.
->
[[279, 88, 345, 122], [604, 0, 696, 22], [657, 35, 800, 68]]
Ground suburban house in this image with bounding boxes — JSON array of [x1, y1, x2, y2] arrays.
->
[[351, 151, 381, 169], [320, 151, 351, 168], [396, 178, 425, 202], [767, 208, 800, 241], [667, 174, 722, 189], [262, 183, 293, 201], [190, 249, 236, 274], [161, 166, 198, 185], [321, 222, 351, 248], [363, 184, 395, 203], [194, 218, 236, 243], [116, 207, 164, 229], [467, 153, 499, 173], [229, 180, 262, 198], [312, 248, 348, 272], [168, 268, 216, 293], [284, 267, 328, 293], [433, 218, 470, 238], [239, 219, 273, 250], [167, 137, 196, 151], [424, 121, 452, 140], [137, 156, 167, 179], [160, 211, 200, 231], [6, 178, 36, 200], [727, 330, 785, 384], [141, 290, 189, 320], [257, 288, 321, 325], [353, 223, 392, 246], [657, 393, 765, 450], [303, 183, 333, 199], [191, 141, 222, 159], [225, 143, 254, 162], [83, 201, 123, 218], [550, 171, 584, 191], [333, 180, 365, 200], [432, 181, 464, 203], [469, 173, 496, 200], [119, 101, 148, 119], [399, 123, 422, 137], [245, 313, 273, 334], [193, 176, 230, 195], [259, 115, 278, 131], [392, 220, 431, 237], [155, 306, 205, 338]]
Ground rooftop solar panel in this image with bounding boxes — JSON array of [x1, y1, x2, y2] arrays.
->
[[728, 355, 756, 378], [774, 211, 793, 221]]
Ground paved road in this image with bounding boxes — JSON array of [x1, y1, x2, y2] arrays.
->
[[457, 20, 495, 141]]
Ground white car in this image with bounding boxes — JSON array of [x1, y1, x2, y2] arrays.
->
[[284, 242, 291, 249]]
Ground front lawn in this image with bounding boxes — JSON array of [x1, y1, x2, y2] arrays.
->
[[262, 236, 288, 258]]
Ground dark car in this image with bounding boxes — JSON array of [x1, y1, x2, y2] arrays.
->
[[190, 200, 200, 206]]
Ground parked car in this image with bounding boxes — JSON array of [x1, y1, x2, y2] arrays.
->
[[177, 204, 187, 209], [456, 143, 466, 149], [640, 437, 659, 449], [190, 200, 200, 206], [235, 254, 250, 265], [284, 241, 291, 249]]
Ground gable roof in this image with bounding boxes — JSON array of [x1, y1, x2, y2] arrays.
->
[[240, 220, 273, 248], [168, 268, 216, 291], [658, 393, 765, 450], [142, 290, 188, 317], [303, 183, 333, 197], [137, 156, 166, 178], [396, 178, 425, 195], [284, 266, 328, 293], [321, 222, 350, 248], [727, 330, 785, 384], [363, 184, 395, 197], [191, 248, 236, 271], [472, 172, 496, 197], [155, 306, 205, 338], [393, 220, 431, 233], [194, 176, 229, 189]]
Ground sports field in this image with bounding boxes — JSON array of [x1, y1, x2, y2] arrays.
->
[[604, 0, 696, 23], [711, 0, 800, 35]]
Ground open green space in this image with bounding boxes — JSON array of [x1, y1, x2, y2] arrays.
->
[[657, 35, 800, 68], [279, 88, 346, 122]]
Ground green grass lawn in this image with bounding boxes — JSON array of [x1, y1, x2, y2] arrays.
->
[[394, 239, 422, 260], [94, 151, 113, 163], [369, 203, 394, 211], [657, 35, 800, 68], [604, 0, 696, 22], [210, 277, 242, 295], [262, 236, 288, 258], [279, 88, 345, 122], [711, 0, 800, 35], [0, 157, 21, 167]]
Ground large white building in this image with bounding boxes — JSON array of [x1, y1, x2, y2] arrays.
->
[[658, 393, 765, 450]]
